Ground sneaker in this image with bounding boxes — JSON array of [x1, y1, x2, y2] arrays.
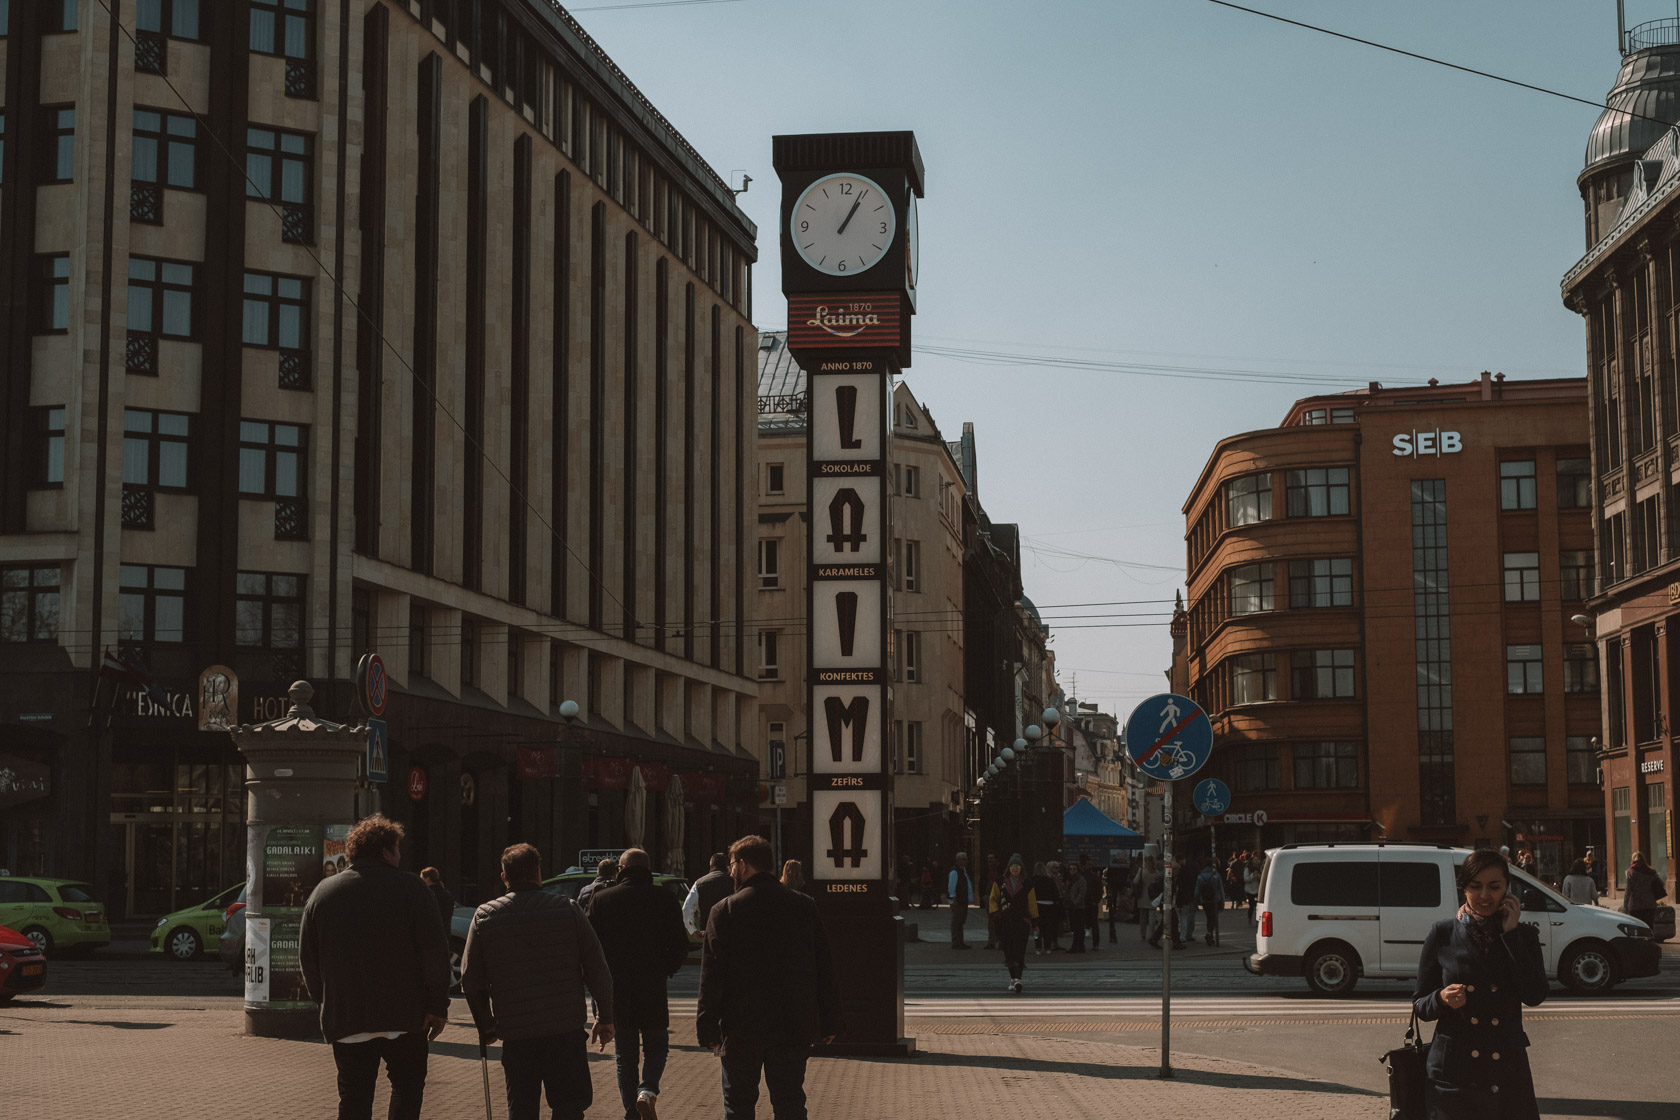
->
[[636, 1090, 658, 1120], [1011, 979, 1023, 993]]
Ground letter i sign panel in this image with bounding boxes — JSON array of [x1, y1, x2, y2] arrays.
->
[[812, 789, 883, 881]]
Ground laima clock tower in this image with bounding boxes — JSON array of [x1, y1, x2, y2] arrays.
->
[[774, 131, 922, 1056]]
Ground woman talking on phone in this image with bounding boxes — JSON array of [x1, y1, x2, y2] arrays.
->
[[1413, 848, 1548, 1119]]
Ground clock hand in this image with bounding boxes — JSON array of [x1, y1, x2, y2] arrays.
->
[[836, 197, 863, 236]]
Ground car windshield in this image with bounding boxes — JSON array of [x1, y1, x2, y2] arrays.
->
[[58, 884, 98, 903]]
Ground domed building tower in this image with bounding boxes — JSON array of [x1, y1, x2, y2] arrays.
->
[[1579, 14, 1680, 247]]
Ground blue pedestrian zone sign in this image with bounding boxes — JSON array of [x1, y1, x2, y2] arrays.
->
[[1193, 778, 1231, 817], [366, 718, 389, 783], [1124, 693, 1213, 782]]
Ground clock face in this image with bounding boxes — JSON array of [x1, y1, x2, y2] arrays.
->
[[790, 173, 896, 277], [905, 192, 919, 291]]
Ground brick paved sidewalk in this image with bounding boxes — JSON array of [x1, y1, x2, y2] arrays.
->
[[3, 1000, 1384, 1119]]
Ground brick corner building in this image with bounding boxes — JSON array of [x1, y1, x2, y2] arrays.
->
[[1180, 377, 1599, 875]]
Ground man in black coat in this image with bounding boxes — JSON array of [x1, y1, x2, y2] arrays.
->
[[589, 847, 692, 1120], [697, 835, 842, 1120], [683, 852, 732, 937], [300, 814, 450, 1120], [577, 858, 617, 913]]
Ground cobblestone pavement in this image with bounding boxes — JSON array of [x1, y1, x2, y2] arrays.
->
[[2, 997, 1386, 1119]]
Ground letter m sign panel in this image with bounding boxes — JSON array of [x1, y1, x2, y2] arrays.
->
[[811, 685, 882, 773]]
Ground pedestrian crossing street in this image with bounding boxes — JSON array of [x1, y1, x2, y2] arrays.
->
[[667, 995, 1680, 1023]]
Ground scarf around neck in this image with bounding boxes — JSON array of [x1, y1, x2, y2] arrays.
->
[[1457, 904, 1502, 957]]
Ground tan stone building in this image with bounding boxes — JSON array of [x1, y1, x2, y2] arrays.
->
[[754, 334, 969, 874], [0, 1, 760, 913]]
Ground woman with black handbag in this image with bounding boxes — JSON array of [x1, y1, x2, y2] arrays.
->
[[988, 855, 1039, 994], [1412, 848, 1548, 1119]]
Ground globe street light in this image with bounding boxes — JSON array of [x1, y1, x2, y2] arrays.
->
[[1001, 745, 1016, 762]]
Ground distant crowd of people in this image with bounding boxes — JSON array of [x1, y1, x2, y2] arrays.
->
[[298, 815, 840, 1120]]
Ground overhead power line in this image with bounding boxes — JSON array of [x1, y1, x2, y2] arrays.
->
[[1204, 0, 1673, 127]]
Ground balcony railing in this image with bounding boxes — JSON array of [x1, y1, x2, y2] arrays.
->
[[131, 184, 162, 224], [1627, 19, 1680, 54], [758, 392, 807, 415], [122, 485, 154, 529], [126, 332, 158, 375], [278, 349, 310, 390], [281, 202, 313, 245], [135, 29, 167, 75], [285, 59, 316, 99], [274, 498, 307, 540]]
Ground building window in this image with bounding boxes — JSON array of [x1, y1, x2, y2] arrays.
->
[[1294, 741, 1357, 789], [902, 464, 920, 497], [1290, 649, 1355, 699], [1286, 467, 1350, 517], [1499, 460, 1537, 510], [1232, 744, 1279, 791], [461, 619, 477, 687], [1287, 557, 1353, 608], [122, 409, 190, 492], [1506, 644, 1543, 694], [237, 421, 302, 498], [903, 629, 921, 683], [409, 605, 429, 681], [903, 539, 921, 592], [1601, 511, 1627, 587], [508, 633, 523, 698], [42, 107, 74, 182], [247, 127, 313, 241], [1, 566, 61, 642], [128, 257, 194, 338], [132, 108, 197, 190], [1228, 563, 1274, 615], [1412, 479, 1455, 826], [1502, 551, 1540, 602], [1509, 736, 1547, 786], [234, 572, 302, 654], [1556, 457, 1591, 509], [34, 407, 66, 487], [1563, 643, 1599, 693], [1560, 550, 1592, 601], [1613, 786, 1632, 887], [905, 720, 923, 774], [118, 564, 186, 643], [1230, 653, 1276, 704], [1, 110, 7, 184], [1301, 408, 1327, 425], [1226, 473, 1271, 526], [764, 463, 784, 496], [34, 255, 70, 333], [45, 0, 77, 32], [136, 0, 201, 40], [242, 272, 309, 350], [250, 0, 311, 59], [1565, 735, 1596, 785], [1633, 495, 1661, 574], [757, 538, 780, 589], [1331, 408, 1354, 423], [757, 629, 779, 680]]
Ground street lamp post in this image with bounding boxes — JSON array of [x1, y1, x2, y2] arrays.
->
[[1042, 706, 1061, 861]]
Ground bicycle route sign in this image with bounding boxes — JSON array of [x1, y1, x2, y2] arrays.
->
[[1124, 693, 1213, 783]]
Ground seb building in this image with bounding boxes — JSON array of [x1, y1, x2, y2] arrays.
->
[[1180, 376, 1600, 876]]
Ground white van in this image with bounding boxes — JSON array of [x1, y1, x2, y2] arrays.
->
[[1245, 843, 1661, 996]]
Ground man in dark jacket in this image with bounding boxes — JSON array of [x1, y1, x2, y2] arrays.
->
[[462, 844, 615, 1120], [576, 858, 617, 913], [590, 847, 692, 1120], [697, 835, 842, 1119], [682, 852, 732, 937], [299, 814, 450, 1120]]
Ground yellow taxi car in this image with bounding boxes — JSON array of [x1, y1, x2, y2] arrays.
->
[[149, 883, 244, 960], [0, 874, 110, 956]]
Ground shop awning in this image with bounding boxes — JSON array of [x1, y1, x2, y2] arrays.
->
[[1063, 798, 1144, 849]]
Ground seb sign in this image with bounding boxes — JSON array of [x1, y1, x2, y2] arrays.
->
[[1392, 429, 1463, 458]]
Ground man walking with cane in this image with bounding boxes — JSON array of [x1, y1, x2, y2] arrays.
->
[[462, 843, 615, 1120]]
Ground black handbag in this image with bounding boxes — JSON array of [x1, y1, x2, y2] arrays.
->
[[1378, 1010, 1431, 1120]]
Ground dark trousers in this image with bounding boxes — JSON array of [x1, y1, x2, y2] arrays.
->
[[1202, 902, 1221, 942], [331, 1032, 428, 1120], [721, 1038, 811, 1120], [999, 921, 1029, 980], [501, 1030, 591, 1120], [949, 901, 969, 946], [1069, 907, 1087, 951], [615, 1022, 669, 1118]]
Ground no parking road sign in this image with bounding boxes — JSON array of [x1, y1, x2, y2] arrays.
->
[[1124, 693, 1212, 783]]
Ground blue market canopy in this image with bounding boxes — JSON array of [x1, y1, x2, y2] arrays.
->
[[1063, 798, 1144, 849]]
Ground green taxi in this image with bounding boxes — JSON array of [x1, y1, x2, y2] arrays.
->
[[149, 883, 244, 960], [0, 875, 111, 956]]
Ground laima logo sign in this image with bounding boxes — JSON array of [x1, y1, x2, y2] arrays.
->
[[786, 292, 902, 350], [1392, 430, 1463, 457]]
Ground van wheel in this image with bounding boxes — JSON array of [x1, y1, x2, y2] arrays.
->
[[1560, 942, 1617, 994], [1304, 944, 1359, 996]]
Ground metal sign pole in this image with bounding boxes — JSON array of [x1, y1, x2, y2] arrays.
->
[[1160, 779, 1173, 1079]]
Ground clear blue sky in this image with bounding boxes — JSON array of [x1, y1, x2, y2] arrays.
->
[[571, 0, 1643, 716]]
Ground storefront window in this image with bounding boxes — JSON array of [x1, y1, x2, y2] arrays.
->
[[1650, 783, 1668, 879], [1612, 786, 1631, 888]]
